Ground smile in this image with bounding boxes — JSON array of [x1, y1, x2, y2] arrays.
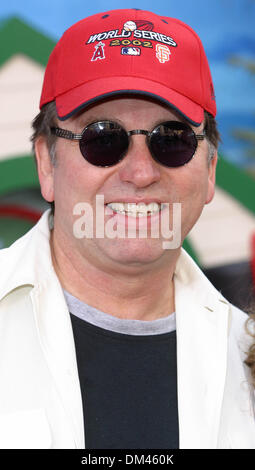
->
[[106, 202, 167, 217]]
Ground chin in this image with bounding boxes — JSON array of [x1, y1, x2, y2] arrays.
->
[[99, 238, 169, 267]]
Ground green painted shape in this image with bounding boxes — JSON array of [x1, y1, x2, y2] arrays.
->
[[0, 155, 39, 197], [216, 156, 255, 215], [0, 217, 33, 248], [183, 238, 200, 266], [0, 16, 56, 67]]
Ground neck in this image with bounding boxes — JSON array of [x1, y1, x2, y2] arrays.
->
[[50, 229, 179, 321]]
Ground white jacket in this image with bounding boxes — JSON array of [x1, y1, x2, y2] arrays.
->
[[0, 210, 254, 449]]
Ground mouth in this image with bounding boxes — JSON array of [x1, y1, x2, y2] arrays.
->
[[106, 202, 167, 218]]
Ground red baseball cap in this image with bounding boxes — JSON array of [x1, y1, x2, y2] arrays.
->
[[40, 8, 216, 126]]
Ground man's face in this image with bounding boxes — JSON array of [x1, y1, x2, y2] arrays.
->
[[37, 96, 217, 272]]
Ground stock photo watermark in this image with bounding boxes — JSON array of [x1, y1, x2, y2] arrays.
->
[[72, 195, 182, 249]]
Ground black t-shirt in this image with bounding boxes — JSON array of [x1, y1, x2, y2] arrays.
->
[[70, 313, 179, 449]]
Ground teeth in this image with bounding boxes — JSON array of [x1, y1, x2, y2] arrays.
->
[[107, 202, 162, 217]]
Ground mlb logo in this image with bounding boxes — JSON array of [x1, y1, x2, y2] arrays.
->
[[121, 47, 141, 56]]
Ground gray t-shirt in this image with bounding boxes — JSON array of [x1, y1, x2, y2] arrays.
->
[[64, 290, 176, 335]]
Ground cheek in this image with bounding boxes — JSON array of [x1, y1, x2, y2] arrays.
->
[[54, 164, 80, 209], [174, 161, 210, 235], [174, 167, 207, 200], [52, 145, 110, 211], [52, 143, 86, 217]]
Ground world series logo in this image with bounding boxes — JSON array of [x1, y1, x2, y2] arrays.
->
[[86, 20, 178, 48]]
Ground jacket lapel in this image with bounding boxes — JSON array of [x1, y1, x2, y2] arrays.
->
[[174, 250, 229, 449], [30, 280, 85, 449]]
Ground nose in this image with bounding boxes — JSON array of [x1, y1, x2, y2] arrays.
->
[[118, 134, 161, 188]]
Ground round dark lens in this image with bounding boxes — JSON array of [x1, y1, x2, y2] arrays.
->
[[79, 121, 129, 167], [149, 121, 197, 168]]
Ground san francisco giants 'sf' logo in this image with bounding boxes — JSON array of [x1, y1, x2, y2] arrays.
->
[[156, 44, 171, 64]]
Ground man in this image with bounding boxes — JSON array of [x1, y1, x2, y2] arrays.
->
[[0, 9, 254, 449]]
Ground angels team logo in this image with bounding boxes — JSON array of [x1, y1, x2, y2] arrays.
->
[[91, 41, 106, 61], [156, 44, 171, 63]]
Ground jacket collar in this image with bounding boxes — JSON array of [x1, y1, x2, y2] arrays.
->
[[0, 210, 54, 301]]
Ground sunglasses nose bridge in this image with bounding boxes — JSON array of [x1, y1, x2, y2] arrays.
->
[[127, 129, 152, 154], [127, 129, 149, 140]]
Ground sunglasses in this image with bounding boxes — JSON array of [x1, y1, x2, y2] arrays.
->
[[51, 120, 205, 168]]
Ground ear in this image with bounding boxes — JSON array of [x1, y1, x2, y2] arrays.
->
[[205, 151, 218, 205], [34, 136, 55, 203]]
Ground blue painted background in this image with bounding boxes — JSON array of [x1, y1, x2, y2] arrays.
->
[[1, 0, 254, 168]]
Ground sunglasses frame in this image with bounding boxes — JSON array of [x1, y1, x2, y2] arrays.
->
[[51, 120, 205, 168]]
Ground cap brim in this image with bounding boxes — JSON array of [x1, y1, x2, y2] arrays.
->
[[55, 76, 204, 126]]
